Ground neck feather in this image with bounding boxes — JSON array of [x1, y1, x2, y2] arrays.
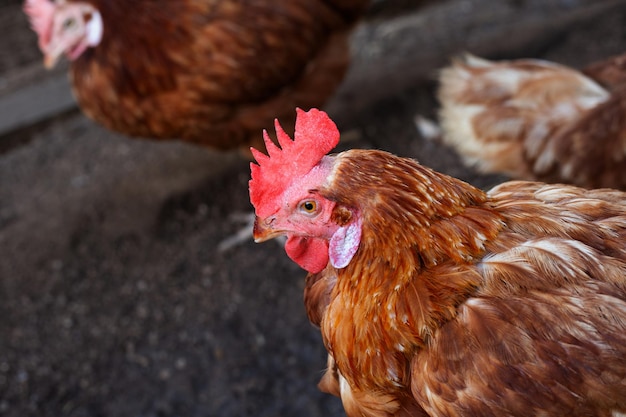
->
[[324, 150, 503, 270], [321, 149, 504, 342]]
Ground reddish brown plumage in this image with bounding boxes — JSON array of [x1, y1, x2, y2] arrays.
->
[[582, 52, 626, 91], [31, 0, 367, 150], [437, 53, 626, 189], [250, 110, 626, 417]]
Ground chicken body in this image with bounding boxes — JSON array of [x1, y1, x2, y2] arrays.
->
[[437, 53, 626, 189], [250, 109, 626, 417], [24, 0, 367, 150]]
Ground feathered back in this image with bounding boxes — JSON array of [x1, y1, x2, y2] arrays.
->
[[437, 54, 610, 180], [59, 0, 368, 149]]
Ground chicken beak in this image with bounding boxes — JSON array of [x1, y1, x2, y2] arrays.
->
[[253, 216, 284, 243], [43, 51, 62, 69], [42, 40, 67, 69]]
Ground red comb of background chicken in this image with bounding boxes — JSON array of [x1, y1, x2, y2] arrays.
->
[[23, 0, 56, 50], [249, 108, 340, 218]]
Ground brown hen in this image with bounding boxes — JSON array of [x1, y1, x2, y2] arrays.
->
[[23, 0, 367, 150], [250, 108, 626, 417], [437, 53, 626, 189]]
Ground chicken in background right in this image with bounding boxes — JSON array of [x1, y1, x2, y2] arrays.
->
[[434, 52, 626, 190]]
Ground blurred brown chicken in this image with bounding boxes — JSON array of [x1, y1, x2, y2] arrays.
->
[[23, 0, 368, 151], [250, 109, 626, 417], [436, 53, 626, 189], [582, 52, 626, 91]]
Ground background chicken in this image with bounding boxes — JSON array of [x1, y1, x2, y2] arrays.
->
[[436, 53, 626, 189], [250, 108, 626, 417], [582, 52, 626, 91], [23, 0, 368, 151]]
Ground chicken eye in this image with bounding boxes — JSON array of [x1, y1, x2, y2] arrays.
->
[[299, 200, 318, 215], [63, 18, 77, 29]]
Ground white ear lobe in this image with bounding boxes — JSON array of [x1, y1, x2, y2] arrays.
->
[[328, 215, 362, 269], [85, 9, 103, 46]]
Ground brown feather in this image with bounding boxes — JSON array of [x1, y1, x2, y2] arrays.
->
[[582, 52, 626, 91], [436, 53, 626, 189], [304, 268, 336, 327], [300, 149, 626, 416], [67, 0, 367, 150]]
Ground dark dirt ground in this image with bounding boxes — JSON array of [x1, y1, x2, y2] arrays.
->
[[2, 0, 626, 416]]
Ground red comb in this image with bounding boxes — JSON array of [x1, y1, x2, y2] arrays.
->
[[23, 0, 56, 50], [249, 108, 340, 218]]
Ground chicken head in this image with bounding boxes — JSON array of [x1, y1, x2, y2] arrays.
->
[[24, 0, 103, 68], [250, 109, 363, 274]]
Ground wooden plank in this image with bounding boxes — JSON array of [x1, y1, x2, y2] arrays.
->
[[0, 72, 76, 136]]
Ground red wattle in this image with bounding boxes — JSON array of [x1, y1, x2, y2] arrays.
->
[[285, 236, 329, 273]]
